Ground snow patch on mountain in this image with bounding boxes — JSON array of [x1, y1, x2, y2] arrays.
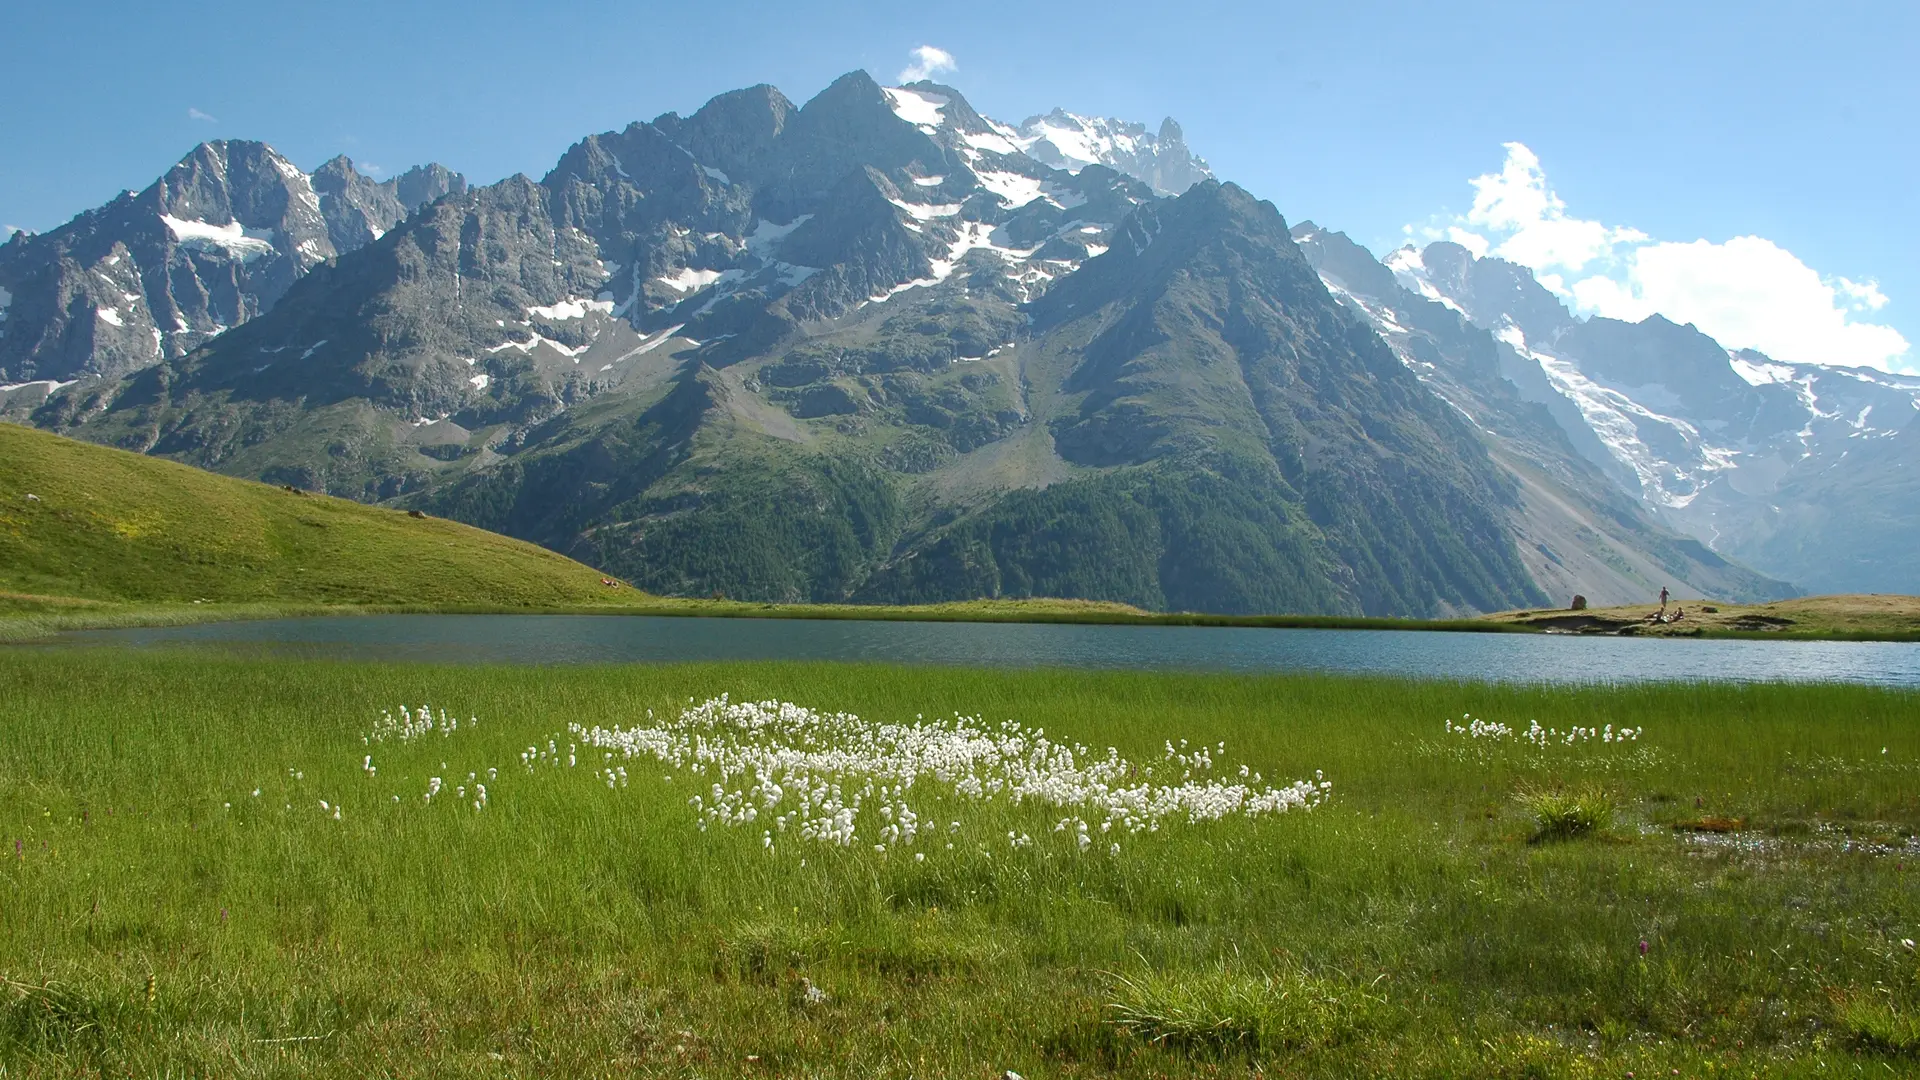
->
[[1385, 246, 1464, 313], [657, 268, 723, 294], [1008, 110, 1212, 197], [1730, 355, 1795, 386], [1497, 323, 1736, 508], [1013, 112, 1139, 171], [882, 87, 948, 129], [160, 215, 277, 261], [960, 126, 1022, 157], [744, 215, 812, 258], [528, 298, 615, 320], [887, 199, 963, 221]]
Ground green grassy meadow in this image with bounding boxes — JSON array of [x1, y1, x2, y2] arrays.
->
[[4, 651, 1919, 1077], [0, 422, 628, 608]]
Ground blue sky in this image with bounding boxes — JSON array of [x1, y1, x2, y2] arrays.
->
[[4, 0, 1914, 369]]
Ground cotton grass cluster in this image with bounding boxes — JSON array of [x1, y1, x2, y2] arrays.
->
[[1445, 714, 1641, 747], [558, 695, 1331, 855], [366, 705, 476, 744]]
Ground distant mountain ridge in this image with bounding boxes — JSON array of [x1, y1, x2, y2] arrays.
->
[[1010, 111, 1211, 196], [0, 143, 463, 387], [1293, 222, 1795, 606], [1300, 227, 1918, 595]]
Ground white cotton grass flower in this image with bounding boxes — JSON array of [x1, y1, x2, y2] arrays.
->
[[1445, 714, 1643, 748], [366, 705, 476, 744], [563, 695, 1330, 857]]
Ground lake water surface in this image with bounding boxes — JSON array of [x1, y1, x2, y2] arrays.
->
[[54, 614, 1920, 686]]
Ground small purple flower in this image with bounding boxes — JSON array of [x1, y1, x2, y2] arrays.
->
[[1638, 939, 1649, 956]]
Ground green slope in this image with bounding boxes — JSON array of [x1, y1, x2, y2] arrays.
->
[[0, 422, 628, 606]]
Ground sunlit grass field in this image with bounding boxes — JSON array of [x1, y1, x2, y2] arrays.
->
[[4, 650, 1919, 1077]]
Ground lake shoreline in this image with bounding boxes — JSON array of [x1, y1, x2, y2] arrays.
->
[[8, 592, 1920, 644], [38, 610, 1920, 686]]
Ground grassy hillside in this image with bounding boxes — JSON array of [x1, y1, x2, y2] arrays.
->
[[0, 423, 629, 607]]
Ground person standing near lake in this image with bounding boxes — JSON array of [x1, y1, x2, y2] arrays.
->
[[1660, 586, 1669, 615]]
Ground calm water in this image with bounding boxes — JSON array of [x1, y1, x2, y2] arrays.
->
[[50, 614, 1920, 685]]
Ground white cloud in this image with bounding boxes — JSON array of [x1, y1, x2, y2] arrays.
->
[[898, 45, 956, 84], [187, 107, 218, 123], [1464, 143, 1646, 272], [361, 162, 386, 177], [1444, 226, 1489, 259], [1438, 143, 1910, 371]]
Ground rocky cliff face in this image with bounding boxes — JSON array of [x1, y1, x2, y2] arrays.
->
[[0, 144, 463, 386], [310, 156, 465, 253]]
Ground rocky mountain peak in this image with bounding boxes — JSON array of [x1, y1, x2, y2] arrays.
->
[[393, 163, 467, 210], [1010, 109, 1212, 196], [1386, 241, 1576, 343], [651, 84, 796, 182]]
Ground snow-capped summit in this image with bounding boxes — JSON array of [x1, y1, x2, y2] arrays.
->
[[1009, 111, 1212, 197], [869, 84, 1212, 199]]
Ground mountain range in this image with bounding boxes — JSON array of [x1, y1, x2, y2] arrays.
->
[[4, 69, 1900, 612], [1296, 228, 1920, 596]]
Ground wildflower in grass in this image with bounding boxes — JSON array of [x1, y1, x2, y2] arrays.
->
[[1445, 714, 1640, 747], [380, 697, 1327, 858]]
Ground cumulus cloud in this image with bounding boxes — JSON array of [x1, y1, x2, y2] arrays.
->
[[1435, 142, 1910, 371], [898, 45, 956, 83], [187, 107, 218, 123]]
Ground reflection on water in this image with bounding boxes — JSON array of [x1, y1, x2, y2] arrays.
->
[[50, 614, 1920, 686]]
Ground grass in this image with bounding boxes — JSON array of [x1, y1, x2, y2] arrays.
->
[[1517, 786, 1617, 842], [4, 650, 1920, 1076], [1105, 967, 1379, 1055], [0, 422, 630, 607]]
